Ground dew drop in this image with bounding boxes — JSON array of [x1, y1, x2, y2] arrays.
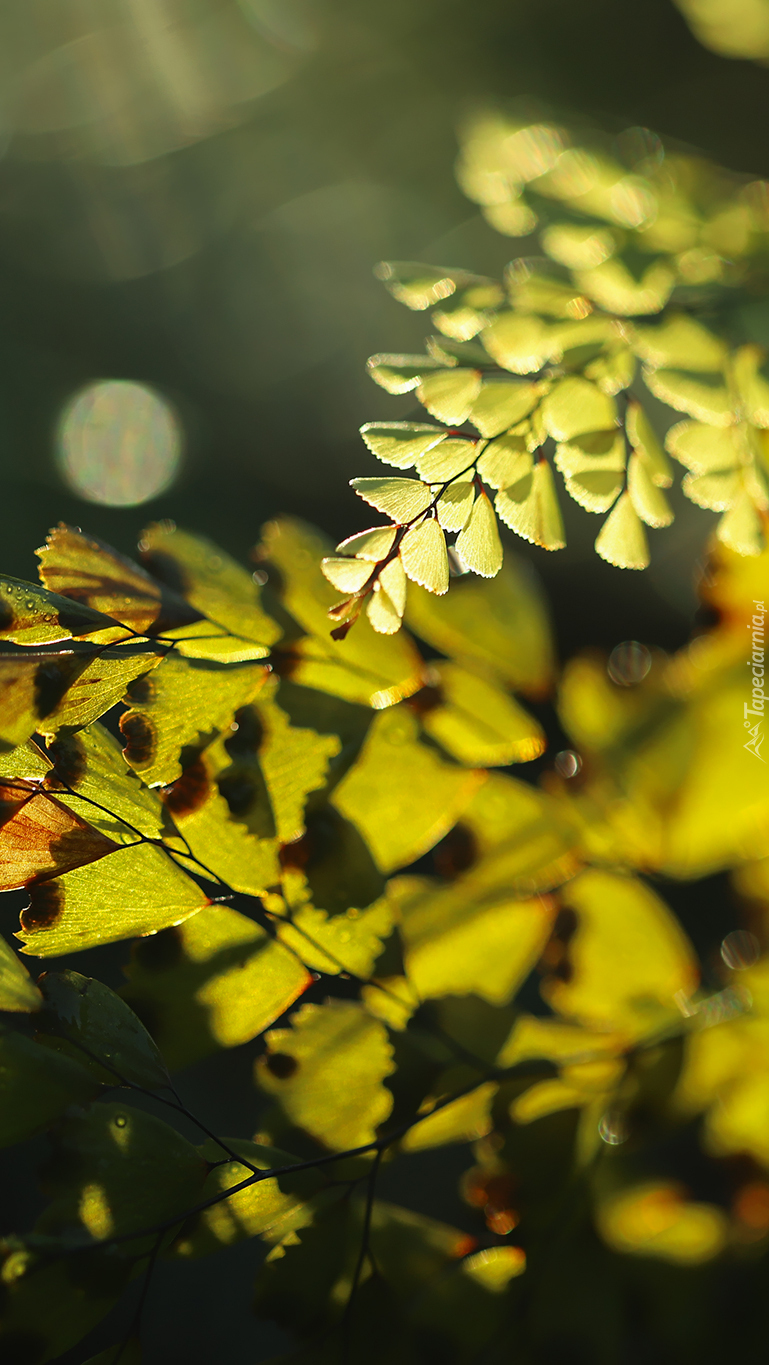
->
[[554, 749, 581, 778], [607, 640, 651, 686], [721, 930, 761, 971], [598, 1112, 628, 1146], [114, 1114, 127, 1128]]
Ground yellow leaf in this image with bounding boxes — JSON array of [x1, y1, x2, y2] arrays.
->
[[122, 906, 310, 1069], [400, 519, 449, 594], [378, 556, 407, 613], [0, 573, 117, 646], [626, 400, 673, 486], [415, 438, 478, 483], [481, 312, 552, 374], [256, 1000, 394, 1149], [0, 652, 91, 752], [575, 258, 675, 315], [555, 431, 626, 513], [17, 842, 211, 957], [665, 420, 741, 472], [454, 771, 581, 887], [417, 368, 482, 425], [359, 421, 446, 469], [644, 368, 733, 426], [469, 381, 539, 438], [120, 652, 268, 787], [597, 1184, 727, 1264], [336, 526, 398, 560], [541, 377, 617, 442], [402, 1082, 497, 1152], [403, 559, 554, 696], [40, 644, 165, 736], [733, 343, 769, 427], [495, 459, 566, 550], [541, 222, 617, 270], [683, 468, 741, 511], [367, 584, 402, 634], [477, 434, 532, 490], [351, 477, 432, 523], [394, 874, 554, 1004], [436, 481, 475, 532], [274, 896, 394, 977], [595, 492, 650, 569], [543, 869, 699, 1038], [584, 346, 636, 395], [320, 557, 374, 594], [256, 519, 425, 709], [44, 723, 166, 846], [139, 523, 280, 650], [717, 490, 766, 555], [628, 452, 674, 527], [454, 491, 503, 578], [633, 315, 727, 372], [420, 662, 544, 766], [374, 261, 462, 310], [331, 707, 483, 873], [461, 1246, 526, 1289], [159, 620, 274, 663], [367, 353, 446, 394], [161, 752, 279, 897]]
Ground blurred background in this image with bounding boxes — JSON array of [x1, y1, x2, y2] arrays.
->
[[3, 2, 769, 1360], [3, 0, 769, 653]]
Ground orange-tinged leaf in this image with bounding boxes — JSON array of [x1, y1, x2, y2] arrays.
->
[[37, 524, 200, 642], [0, 781, 119, 890]]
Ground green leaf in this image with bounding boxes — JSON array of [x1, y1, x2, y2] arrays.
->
[[476, 432, 532, 489], [436, 480, 475, 532], [626, 401, 673, 486], [468, 380, 540, 438], [139, 522, 281, 650], [717, 488, 765, 555], [481, 311, 552, 373], [0, 1025, 99, 1146], [541, 222, 618, 270], [632, 315, 727, 372], [359, 421, 447, 470], [454, 490, 503, 577], [36, 969, 169, 1088], [416, 368, 483, 425], [643, 367, 733, 426], [575, 258, 675, 315], [44, 722, 167, 845], [17, 842, 211, 957], [733, 343, 769, 428], [277, 802, 385, 919], [495, 459, 566, 550], [274, 896, 393, 978], [0, 651, 92, 752], [584, 346, 636, 395], [366, 353, 446, 394], [331, 706, 483, 873], [400, 519, 449, 594], [543, 869, 699, 1040], [541, 376, 617, 442], [0, 1244, 132, 1364], [256, 519, 425, 709], [0, 932, 42, 1011], [257, 1000, 394, 1149], [594, 492, 650, 569], [40, 644, 166, 737], [350, 477, 432, 523], [37, 1099, 207, 1255], [414, 437, 478, 483], [665, 420, 741, 473], [336, 526, 398, 560], [628, 453, 674, 527], [404, 558, 554, 695], [171, 1137, 329, 1257], [432, 277, 505, 340], [119, 652, 269, 786], [374, 261, 465, 310], [321, 557, 374, 594], [37, 523, 200, 640], [122, 907, 310, 1070], [419, 662, 545, 766], [0, 574, 119, 646], [554, 431, 626, 513], [401, 1082, 497, 1152]]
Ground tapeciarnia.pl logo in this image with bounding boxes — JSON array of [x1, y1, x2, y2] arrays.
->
[[744, 599, 766, 761]]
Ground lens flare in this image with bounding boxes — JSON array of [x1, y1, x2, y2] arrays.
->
[[57, 380, 183, 506]]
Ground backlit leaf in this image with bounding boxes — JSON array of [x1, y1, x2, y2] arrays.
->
[[0, 1026, 99, 1147], [597, 1184, 727, 1264], [495, 459, 566, 550], [575, 258, 675, 315], [665, 421, 741, 473], [404, 558, 554, 695], [416, 368, 482, 425], [0, 573, 118, 645], [626, 400, 673, 486], [543, 869, 699, 1038], [555, 432, 626, 513], [320, 557, 374, 594], [40, 643, 166, 737], [683, 468, 741, 510], [477, 432, 532, 490], [0, 651, 91, 752], [274, 896, 393, 979], [717, 489, 766, 556], [541, 376, 617, 442], [331, 706, 483, 873], [37, 970, 169, 1088], [633, 315, 727, 372], [139, 522, 281, 650], [351, 477, 433, 523], [436, 480, 475, 532], [119, 651, 269, 786], [44, 722, 167, 845], [378, 556, 407, 614], [414, 438, 478, 483], [401, 1082, 497, 1151], [0, 781, 119, 890], [374, 261, 463, 310], [481, 312, 552, 373], [584, 346, 636, 395], [628, 452, 674, 527], [336, 526, 398, 560], [0, 933, 42, 1011], [733, 343, 769, 427], [367, 584, 403, 634], [367, 353, 446, 394], [454, 491, 503, 577], [17, 842, 211, 957], [643, 367, 733, 426], [400, 519, 449, 594], [469, 381, 540, 437], [595, 492, 650, 569], [419, 662, 545, 766], [257, 999, 394, 1149], [122, 907, 310, 1069], [37, 524, 200, 640], [0, 1245, 131, 1363], [359, 421, 446, 470]]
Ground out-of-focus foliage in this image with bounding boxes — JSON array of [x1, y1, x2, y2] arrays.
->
[[326, 115, 769, 639], [0, 506, 767, 1364]]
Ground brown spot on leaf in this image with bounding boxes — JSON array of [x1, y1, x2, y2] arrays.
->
[[266, 1052, 298, 1079], [218, 770, 259, 817], [432, 823, 477, 880], [224, 706, 264, 758], [46, 733, 87, 789], [279, 831, 312, 872], [270, 648, 300, 680], [33, 658, 82, 720], [125, 674, 156, 705], [22, 879, 65, 930], [138, 548, 191, 597], [0, 596, 15, 632], [120, 712, 156, 767], [160, 756, 211, 818], [539, 906, 579, 982], [407, 683, 444, 716]]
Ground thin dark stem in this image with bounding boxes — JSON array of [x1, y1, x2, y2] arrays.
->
[[111, 1230, 163, 1364], [342, 1147, 383, 1364]]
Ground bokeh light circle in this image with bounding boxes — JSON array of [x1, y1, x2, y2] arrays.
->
[[57, 380, 183, 506]]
